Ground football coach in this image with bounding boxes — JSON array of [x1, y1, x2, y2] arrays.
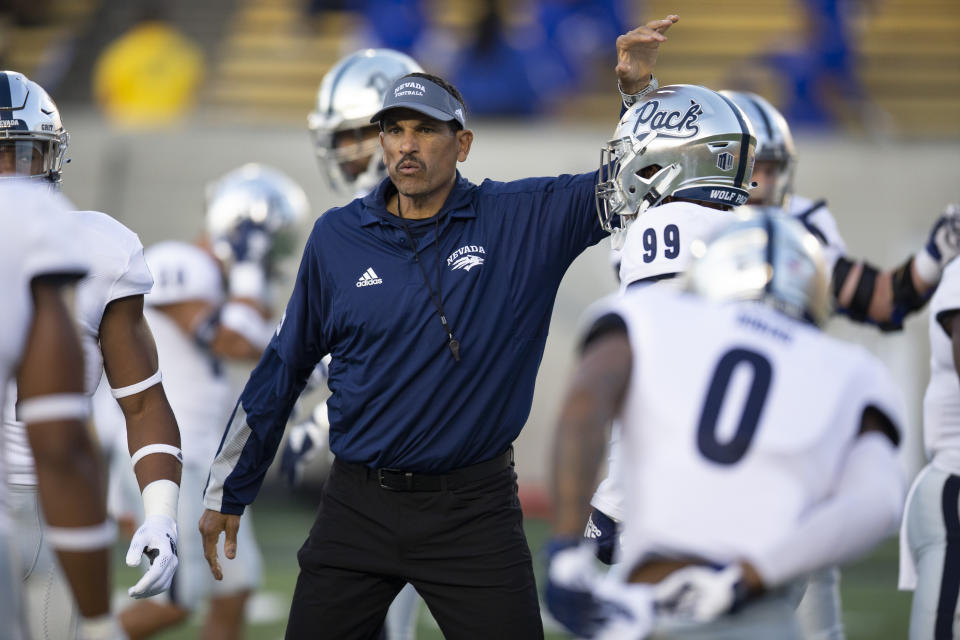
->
[[198, 17, 677, 639]]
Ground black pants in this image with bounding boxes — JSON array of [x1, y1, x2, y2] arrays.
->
[[285, 455, 544, 640]]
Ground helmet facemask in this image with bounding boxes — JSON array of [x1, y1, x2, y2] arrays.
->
[[309, 111, 385, 197]]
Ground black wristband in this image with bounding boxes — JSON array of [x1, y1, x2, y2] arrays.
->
[[832, 257, 854, 301], [836, 259, 878, 323], [891, 256, 926, 315]]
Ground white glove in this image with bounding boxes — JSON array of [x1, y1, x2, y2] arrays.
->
[[545, 540, 654, 638], [77, 614, 128, 640], [125, 514, 179, 598], [916, 203, 960, 283], [653, 564, 745, 623]]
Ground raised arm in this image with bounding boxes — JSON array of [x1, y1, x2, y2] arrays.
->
[[99, 293, 182, 598], [615, 15, 679, 97]]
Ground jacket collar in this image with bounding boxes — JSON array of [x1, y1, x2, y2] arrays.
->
[[359, 171, 477, 227]]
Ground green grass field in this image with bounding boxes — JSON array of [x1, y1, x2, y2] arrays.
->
[[114, 489, 911, 639]]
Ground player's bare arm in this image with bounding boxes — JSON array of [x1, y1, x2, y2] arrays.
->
[[100, 294, 181, 487], [834, 204, 960, 328], [835, 259, 932, 325], [19, 278, 111, 620], [551, 326, 632, 538], [616, 14, 679, 94], [199, 509, 242, 581], [100, 293, 184, 599], [158, 298, 265, 361]]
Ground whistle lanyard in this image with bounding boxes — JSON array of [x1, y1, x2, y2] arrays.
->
[[397, 201, 461, 362]]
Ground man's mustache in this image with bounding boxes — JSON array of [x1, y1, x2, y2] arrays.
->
[[396, 154, 425, 171]]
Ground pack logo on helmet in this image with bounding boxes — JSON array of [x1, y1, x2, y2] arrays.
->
[[0, 119, 24, 129], [632, 99, 702, 139], [717, 152, 734, 171]]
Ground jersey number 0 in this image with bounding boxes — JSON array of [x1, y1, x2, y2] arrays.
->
[[696, 348, 773, 465]]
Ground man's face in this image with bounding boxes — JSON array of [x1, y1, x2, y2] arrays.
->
[[0, 140, 45, 177], [333, 125, 380, 181], [747, 160, 779, 205], [379, 109, 471, 199]]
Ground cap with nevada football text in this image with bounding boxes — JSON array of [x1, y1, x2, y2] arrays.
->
[[369, 76, 466, 129]]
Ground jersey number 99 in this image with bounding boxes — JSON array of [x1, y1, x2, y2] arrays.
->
[[641, 224, 680, 264]]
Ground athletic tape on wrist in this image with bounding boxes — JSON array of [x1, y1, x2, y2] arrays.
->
[[131, 443, 183, 467], [17, 393, 90, 423], [914, 249, 941, 285], [111, 370, 162, 399], [45, 520, 117, 550], [141, 478, 180, 520]]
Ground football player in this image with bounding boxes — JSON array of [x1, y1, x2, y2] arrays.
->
[[718, 90, 959, 640], [584, 80, 756, 572], [721, 90, 958, 331], [0, 70, 183, 639], [900, 203, 960, 639], [0, 182, 122, 639], [96, 164, 307, 639], [546, 211, 906, 639]]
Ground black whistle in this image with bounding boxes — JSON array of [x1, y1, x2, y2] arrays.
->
[[449, 338, 461, 362]]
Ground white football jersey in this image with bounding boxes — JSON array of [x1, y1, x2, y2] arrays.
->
[[922, 258, 960, 473], [4, 211, 153, 485], [0, 199, 88, 527], [787, 195, 847, 274], [91, 241, 232, 468], [619, 201, 736, 288], [144, 241, 225, 307], [594, 286, 903, 571], [144, 307, 233, 467]]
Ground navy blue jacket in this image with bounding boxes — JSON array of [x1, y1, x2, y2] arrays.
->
[[205, 170, 604, 514]]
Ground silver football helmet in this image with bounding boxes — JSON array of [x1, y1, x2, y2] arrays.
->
[[0, 70, 69, 185], [596, 84, 757, 233], [205, 163, 310, 268], [307, 48, 423, 197], [719, 91, 795, 207], [687, 207, 831, 326]]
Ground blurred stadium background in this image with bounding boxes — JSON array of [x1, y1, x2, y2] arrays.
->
[[3, 0, 958, 637]]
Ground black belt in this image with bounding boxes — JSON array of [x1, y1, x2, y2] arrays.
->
[[341, 446, 514, 492]]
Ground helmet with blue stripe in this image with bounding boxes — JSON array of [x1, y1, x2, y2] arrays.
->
[[307, 49, 422, 197], [719, 91, 795, 207], [596, 84, 757, 233], [687, 207, 831, 326], [0, 71, 69, 185]]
